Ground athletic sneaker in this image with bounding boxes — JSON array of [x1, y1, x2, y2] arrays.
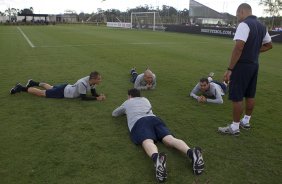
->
[[208, 72, 214, 78], [130, 67, 136, 75], [240, 121, 251, 130], [26, 79, 38, 88], [10, 83, 23, 94], [192, 147, 204, 175], [155, 152, 167, 183], [218, 125, 240, 136]]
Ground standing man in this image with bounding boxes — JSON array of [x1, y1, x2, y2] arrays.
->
[[218, 3, 272, 135], [112, 88, 204, 183], [10, 71, 106, 101]]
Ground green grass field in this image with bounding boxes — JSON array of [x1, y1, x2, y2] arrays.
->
[[0, 25, 281, 184]]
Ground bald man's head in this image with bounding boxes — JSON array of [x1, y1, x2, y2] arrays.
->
[[144, 69, 154, 84], [236, 3, 252, 22]]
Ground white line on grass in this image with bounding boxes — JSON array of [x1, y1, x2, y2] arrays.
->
[[36, 42, 179, 48], [17, 26, 35, 48]]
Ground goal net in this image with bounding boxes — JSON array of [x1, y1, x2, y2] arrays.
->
[[131, 12, 164, 31]]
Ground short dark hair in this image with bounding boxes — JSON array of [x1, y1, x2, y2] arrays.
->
[[238, 3, 252, 12], [128, 88, 141, 97], [200, 78, 209, 84], [89, 71, 100, 79]]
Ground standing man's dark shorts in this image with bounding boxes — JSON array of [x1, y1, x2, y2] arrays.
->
[[229, 63, 259, 102], [45, 84, 68, 98], [130, 116, 171, 145]]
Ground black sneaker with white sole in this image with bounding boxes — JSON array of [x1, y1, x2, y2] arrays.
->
[[192, 147, 204, 175], [10, 83, 23, 94], [26, 79, 38, 88], [155, 152, 167, 183]]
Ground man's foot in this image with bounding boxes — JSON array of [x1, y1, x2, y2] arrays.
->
[[26, 79, 38, 88], [10, 83, 23, 94], [130, 67, 136, 74], [155, 152, 167, 183], [191, 147, 204, 175], [218, 125, 240, 136], [240, 121, 251, 130], [208, 72, 214, 77]]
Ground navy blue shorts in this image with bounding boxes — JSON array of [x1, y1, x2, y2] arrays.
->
[[130, 116, 171, 145], [229, 63, 259, 102], [211, 81, 227, 94], [45, 84, 68, 98]]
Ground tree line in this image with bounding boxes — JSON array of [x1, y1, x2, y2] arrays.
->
[[0, 2, 281, 28]]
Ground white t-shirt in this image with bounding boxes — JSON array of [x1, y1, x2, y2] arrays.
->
[[234, 22, 272, 44]]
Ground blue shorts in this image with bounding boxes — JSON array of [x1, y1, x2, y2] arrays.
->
[[229, 63, 259, 102], [45, 84, 68, 98], [211, 81, 227, 94], [130, 116, 171, 145]]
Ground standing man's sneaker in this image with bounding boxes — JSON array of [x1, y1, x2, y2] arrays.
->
[[10, 83, 23, 94], [26, 79, 38, 88], [155, 152, 167, 183], [192, 147, 204, 175], [218, 125, 240, 136], [240, 121, 251, 130]]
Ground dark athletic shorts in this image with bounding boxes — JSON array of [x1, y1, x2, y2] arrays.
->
[[211, 81, 227, 94], [229, 63, 259, 102], [45, 84, 68, 98], [130, 116, 171, 145]]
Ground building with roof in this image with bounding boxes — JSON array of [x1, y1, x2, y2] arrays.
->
[[189, 0, 236, 26]]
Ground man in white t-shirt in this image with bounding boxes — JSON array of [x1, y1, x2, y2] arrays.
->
[[218, 3, 272, 136], [10, 71, 106, 101]]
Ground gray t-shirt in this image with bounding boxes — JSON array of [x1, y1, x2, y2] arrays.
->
[[134, 73, 156, 90], [190, 82, 224, 104], [64, 76, 95, 98], [112, 97, 155, 131]]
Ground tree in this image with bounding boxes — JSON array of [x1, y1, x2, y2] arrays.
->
[[5, 8, 19, 22], [260, 0, 282, 28], [18, 8, 33, 15]]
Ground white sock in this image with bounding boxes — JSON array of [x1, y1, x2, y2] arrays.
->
[[208, 77, 213, 82], [39, 82, 46, 87], [231, 122, 240, 131], [242, 115, 251, 124]]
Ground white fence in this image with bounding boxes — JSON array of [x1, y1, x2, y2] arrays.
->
[[107, 22, 131, 28]]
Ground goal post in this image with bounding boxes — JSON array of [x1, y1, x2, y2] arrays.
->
[[131, 12, 164, 31]]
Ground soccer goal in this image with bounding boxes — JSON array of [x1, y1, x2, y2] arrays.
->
[[131, 12, 164, 31]]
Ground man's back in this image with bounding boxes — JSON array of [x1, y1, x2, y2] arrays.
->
[[236, 16, 267, 63], [112, 97, 155, 131]]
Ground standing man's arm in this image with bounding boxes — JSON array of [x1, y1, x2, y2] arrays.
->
[[224, 23, 249, 82], [260, 31, 272, 52], [260, 42, 272, 52], [224, 40, 245, 82]]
